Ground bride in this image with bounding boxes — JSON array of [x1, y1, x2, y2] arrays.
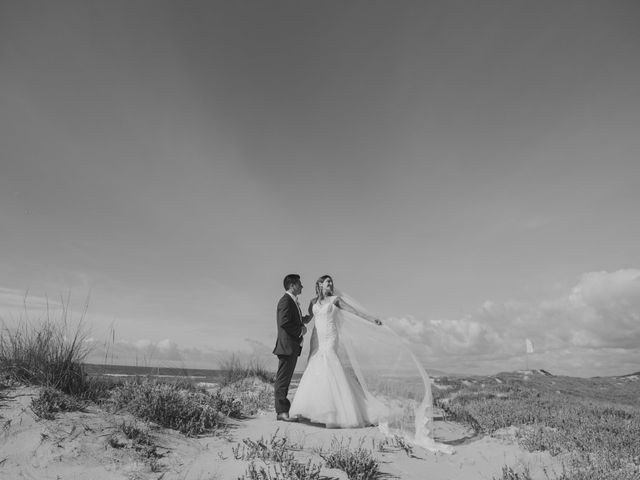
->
[[289, 275, 383, 428], [289, 275, 453, 453]]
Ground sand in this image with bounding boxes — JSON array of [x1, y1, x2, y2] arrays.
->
[[0, 385, 564, 480]]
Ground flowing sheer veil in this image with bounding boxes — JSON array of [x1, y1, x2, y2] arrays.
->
[[330, 289, 453, 454]]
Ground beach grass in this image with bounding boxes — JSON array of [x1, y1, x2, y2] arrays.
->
[[233, 430, 301, 463], [108, 378, 252, 436], [233, 431, 323, 480], [0, 298, 92, 395], [219, 354, 276, 386], [0, 303, 276, 438], [239, 459, 322, 480], [30, 386, 85, 419], [435, 371, 640, 480], [315, 437, 380, 480], [4, 305, 639, 479]]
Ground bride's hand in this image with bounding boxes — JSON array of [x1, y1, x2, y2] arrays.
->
[[374, 319, 382, 326]]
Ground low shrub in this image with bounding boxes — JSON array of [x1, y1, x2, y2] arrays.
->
[[436, 373, 640, 480], [493, 465, 533, 480], [234, 431, 320, 480], [219, 377, 274, 416], [233, 430, 298, 462], [30, 387, 84, 419], [119, 420, 152, 444], [219, 355, 275, 387], [108, 379, 239, 436], [316, 437, 380, 480], [108, 420, 163, 473], [239, 459, 322, 480]]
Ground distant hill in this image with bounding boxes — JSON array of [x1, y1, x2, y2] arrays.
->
[[433, 369, 640, 407], [426, 368, 454, 377], [495, 369, 553, 377]]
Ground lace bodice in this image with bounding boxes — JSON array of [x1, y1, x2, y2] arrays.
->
[[312, 297, 339, 351]]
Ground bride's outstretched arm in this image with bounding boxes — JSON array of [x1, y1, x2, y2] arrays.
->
[[335, 297, 383, 325]]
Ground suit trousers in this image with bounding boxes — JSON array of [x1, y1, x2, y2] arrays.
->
[[274, 354, 298, 414]]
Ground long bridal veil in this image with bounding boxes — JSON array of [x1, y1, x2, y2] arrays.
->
[[329, 290, 453, 454]]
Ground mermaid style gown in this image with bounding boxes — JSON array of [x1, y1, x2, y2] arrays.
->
[[289, 297, 379, 428]]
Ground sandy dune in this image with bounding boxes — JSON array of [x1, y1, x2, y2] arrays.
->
[[0, 385, 564, 480]]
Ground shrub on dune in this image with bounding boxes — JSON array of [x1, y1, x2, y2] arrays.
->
[[316, 437, 380, 480], [219, 355, 275, 387], [30, 386, 84, 419], [219, 376, 274, 416], [436, 373, 640, 480], [108, 379, 242, 436]]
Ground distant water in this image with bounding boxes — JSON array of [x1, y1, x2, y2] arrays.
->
[[83, 363, 302, 387]]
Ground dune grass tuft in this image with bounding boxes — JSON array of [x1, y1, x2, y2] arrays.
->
[[0, 296, 92, 396], [316, 437, 380, 480], [0, 300, 276, 437], [219, 355, 275, 386], [239, 459, 322, 480], [234, 432, 321, 480], [492, 465, 533, 480], [232, 429, 299, 462], [30, 386, 84, 419], [108, 379, 242, 436]]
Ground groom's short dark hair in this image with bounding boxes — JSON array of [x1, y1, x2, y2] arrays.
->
[[283, 274, 301, 290]]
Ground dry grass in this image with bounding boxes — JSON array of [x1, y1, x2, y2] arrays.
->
[[30, 386, 85, 419], [435, 371, 640, 480], [219, 354, 276, 386], [315, 437, 380, 480], [108, 379, 241, 436], [0, 299, 276, 439], [0, 296, 91, 395], [234, 430, 321, 480]]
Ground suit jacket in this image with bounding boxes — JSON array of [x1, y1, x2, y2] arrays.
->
[[273, 293, 310, 356]]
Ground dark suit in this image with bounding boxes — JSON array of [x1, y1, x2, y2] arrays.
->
[[273, 293, 311, 414]]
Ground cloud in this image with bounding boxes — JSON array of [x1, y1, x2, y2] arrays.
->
[[5, 270, 638, 377], [157, 339, 178, 351], [134, 339, 152, 349], [567, 269, 640, 348], [84, 336, 276, 370], [88, 338, 184, 363], [387, 269, 640, 376]]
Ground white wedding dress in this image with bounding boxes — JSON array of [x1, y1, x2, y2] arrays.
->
[[289, 297, 382, 427], [289, 293, 454, 454]]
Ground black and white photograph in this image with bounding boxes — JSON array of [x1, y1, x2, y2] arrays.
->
[[1, 1, 639, 479]]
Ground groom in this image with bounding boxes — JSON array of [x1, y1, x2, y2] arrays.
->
[[273, 274, 312, 421]]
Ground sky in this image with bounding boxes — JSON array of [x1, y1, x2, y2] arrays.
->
[[1, 1, 639, 377]]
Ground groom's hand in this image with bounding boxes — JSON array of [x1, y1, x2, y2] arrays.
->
[[301, 325, 308, 336]]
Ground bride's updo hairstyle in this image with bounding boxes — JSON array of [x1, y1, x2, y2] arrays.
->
[[315, 274, 333, 302]]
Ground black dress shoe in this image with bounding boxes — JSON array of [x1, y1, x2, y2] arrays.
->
[[276, 412, 298, 422]]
